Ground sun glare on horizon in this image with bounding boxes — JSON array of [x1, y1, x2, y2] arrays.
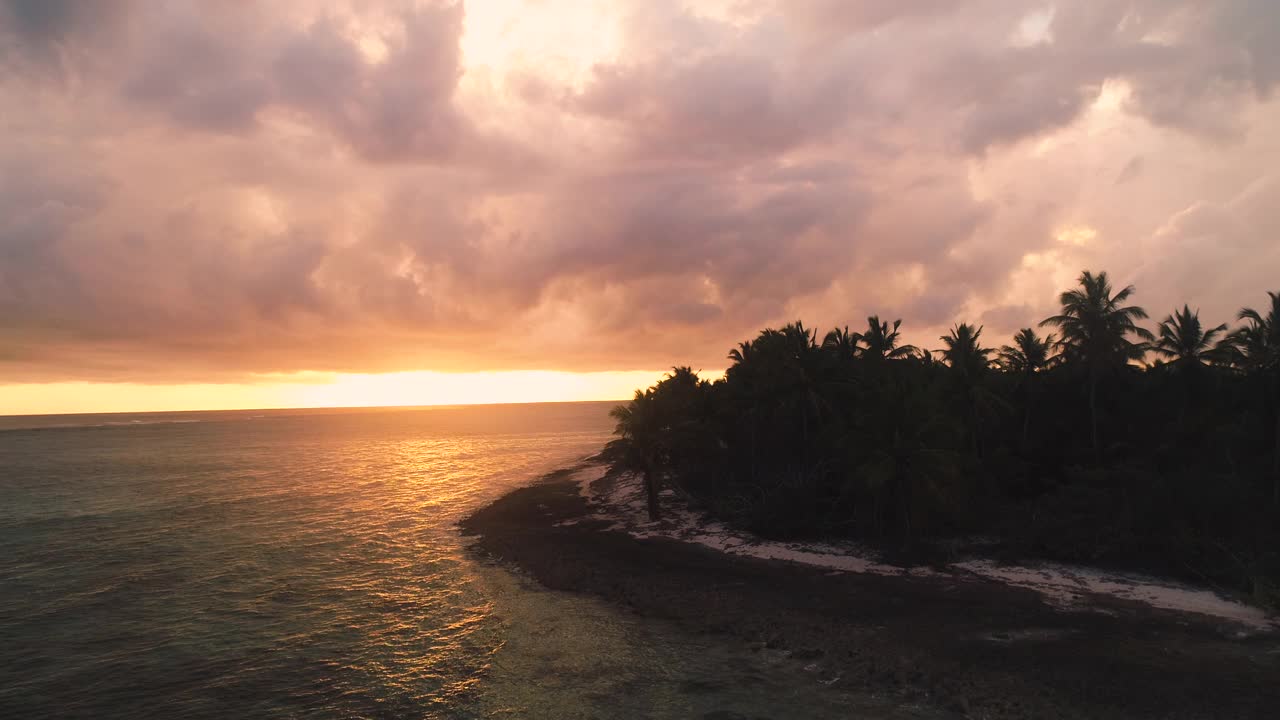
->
[[0, 370, 688, 416]]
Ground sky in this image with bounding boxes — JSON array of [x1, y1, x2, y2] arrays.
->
[[1, 0, 1279, 413]]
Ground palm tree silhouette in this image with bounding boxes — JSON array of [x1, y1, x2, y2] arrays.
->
[[940, 323, 996, 456], [912, 347, 940, 367], [1153, 305, 1231, 369], [774, 322, 827, 448], [725, 323, 831, 471], [1040, 270, 1153, 457], [1152, 305, 1231, 427], [860, 316, 918, 361], [610, 389, 663, 520], [727, 340, 754, 366], [940, 323, 992, 379], [822, 326, 861, 360], [853, 376, 959, 542], [997, 328, 1056, 447], [1233, 291, 1280, 504], [1234, 292, 1280, 370]]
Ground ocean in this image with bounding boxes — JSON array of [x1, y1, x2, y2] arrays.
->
[[0, 402, 920, 719]]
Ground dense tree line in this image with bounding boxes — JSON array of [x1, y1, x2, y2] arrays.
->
[[606, 271, 1280, 607]]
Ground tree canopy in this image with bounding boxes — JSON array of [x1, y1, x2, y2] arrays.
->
[[608, 272, 1280, 609]]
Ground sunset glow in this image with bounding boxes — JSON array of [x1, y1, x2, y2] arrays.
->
[[3, 4, 1280, 716], [0, 371, 676, 416], [2, 1, 1279, 414]]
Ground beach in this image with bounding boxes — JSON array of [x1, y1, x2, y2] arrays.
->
[[462, 460, 1280, 720]]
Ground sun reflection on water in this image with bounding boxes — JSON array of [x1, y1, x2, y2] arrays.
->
[[0, 404, 614, 718]]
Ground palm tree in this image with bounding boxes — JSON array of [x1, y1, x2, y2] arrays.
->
[[998, 328, 1057, 376], [776, 321, 826, 448], [1152, 305, 1231, 369], [1040, 270, 1154, 457], [610, 389, 663, 520], [1234, 292, 1280, 370], [997, 328, 1056, 446], [726, 333, 775, 482], [940, 323, 992, 380], [1151, 306, 1231, 427], [860, 316, 918, 361], [852, 375, 959, 542], [1233, 291, 1280, 504], [727, 341, 751, 365], [724, 323, 828, 471], [940, 323, 996, 455], [912, 347, 940, 367], [822, 326, 861, 360]]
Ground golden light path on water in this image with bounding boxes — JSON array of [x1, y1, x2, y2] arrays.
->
[[0, 405, 617, 717], [0, 403, 930, 718]]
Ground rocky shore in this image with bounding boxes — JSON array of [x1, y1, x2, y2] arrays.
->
[[460, 462, 1280, 719]]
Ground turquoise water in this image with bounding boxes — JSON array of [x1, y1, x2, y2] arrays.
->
[[0, 403, 927, 719]]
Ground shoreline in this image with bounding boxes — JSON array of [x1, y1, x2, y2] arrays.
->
[[579, 464, 1277, 631], [461, 460, 1280, 719]]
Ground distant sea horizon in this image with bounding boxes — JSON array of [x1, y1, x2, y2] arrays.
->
[[1, 400, 920, 718], [0, 399, 625, 429], [1, 402, 628, 717]]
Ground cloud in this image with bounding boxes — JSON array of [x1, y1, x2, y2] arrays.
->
[[785, 0, 963, 34], [1115, 155, 1145, 184], [0, 0, 135, 71], [1, 0, 1279, 384], [270, 3, 473, 162], [1135, 175, 1280, 323]]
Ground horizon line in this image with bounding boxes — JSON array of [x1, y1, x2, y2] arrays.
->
[[0, 397, 629, 419]]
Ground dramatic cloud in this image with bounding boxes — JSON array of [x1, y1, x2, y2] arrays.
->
[[1, 0, 1278, 383]]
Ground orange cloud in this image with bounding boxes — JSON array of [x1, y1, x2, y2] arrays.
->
[[1, 0, 1279, 404]]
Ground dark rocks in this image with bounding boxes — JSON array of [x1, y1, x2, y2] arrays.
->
[[464, 474, 1280, 720]]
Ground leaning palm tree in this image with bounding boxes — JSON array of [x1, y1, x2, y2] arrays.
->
[[1040, 270, 1154, 456], [1152, 305, 1231, 369], [609, 389, 663, 520], [1233, 291, 1280, 504], [997, 328, 1056, 446], [860, 316, 918, 361], [727, 340, 754, 366], [1234, 291, 1280, 371]]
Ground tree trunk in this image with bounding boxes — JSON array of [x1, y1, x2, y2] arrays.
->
[[1177, 366, 1193, 430], [643, 465, 660, 521], [1022, 399, 1032, 450], [1273, 408, 1279, 507], [1271, 377, 1279, 507], [969, 391, 982, 460], [895, 461, 912, 547], [1021, 377, 1034, 451], [1089, 368, 1100, 460], [873, 492, 884, 538]]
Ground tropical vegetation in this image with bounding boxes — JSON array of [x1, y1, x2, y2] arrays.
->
[[606, 271, 1280, 607]]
